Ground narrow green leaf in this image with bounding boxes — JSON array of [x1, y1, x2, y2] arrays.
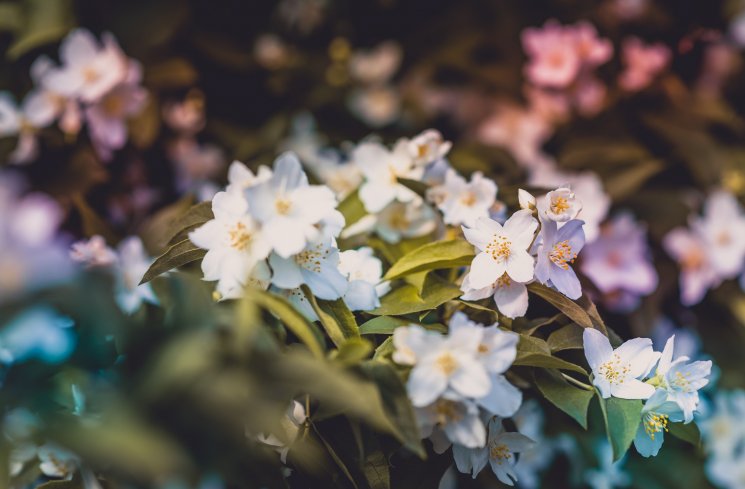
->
[[371, 274, 461, 316], [361, 361, 426, 458], [384, 239, 475, 280], [533, 369, 593, 428], [332, 338, 373, 366], [514, 335, 586, 374], [547, 323, 585, 352], [527, 283, 608, 335], [302, 286, 359, 347], [359, 316, 446, 335], [251, 288, 326, 358], [140, 239, 206, 284], [373, 337, 394, 360], [668, 422, 701, 447], [598, 396, 643, 462], [164, 201, 214, 245]]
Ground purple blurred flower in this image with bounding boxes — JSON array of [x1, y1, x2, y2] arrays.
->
[[580, 212, 658, 311]]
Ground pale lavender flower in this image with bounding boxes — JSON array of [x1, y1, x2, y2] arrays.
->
[[580, 212, 658, 311], [534, 219, 585, 299]]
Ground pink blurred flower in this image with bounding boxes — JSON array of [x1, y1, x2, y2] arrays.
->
[[168, 137, 225, 196], [42, 29, 128, 104], [619, 37, 671, 92], [573, 75, 608, 116], [580, 212, 658, 311], [663, 227, 720, 306], [70, 235, 118, 267], [85, 61, 148, 160], [522, 21, 582, 88], [522, 20, 612, 89]]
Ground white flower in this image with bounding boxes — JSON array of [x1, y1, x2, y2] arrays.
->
[[42, 29, 128, 103], [245, 152, 339, 258], [633, 389, 685, 458], [338, 247, 390, 311], [583, 328, 659, 399], [37, 443, 79, 478], [518, 188, 536, 210], [275, 286, 318, 322], [225, 160, 272, 194], [692, 190, 745, 279], [189, 191, 270, 300], [652, 335, 712, 423], [427, 169, 497, 227], [269, 238, 348, 300], [392, 324, 439, 365], [70, 235, 118, 267], [114, 236, 159, 314], [462, 210, 538, 290], [460, 271, 529, 319], [449, 313, 522, 417], [0, 91, 58, 164], [353, 140, 422, 213], [699, 390, 745, 458], [374, 200, 437, 243], [256, 400, 307, 464], [584, 440, 631, 489], [397, 324, 491, 407], [408, 129, 452, 167], [540, 186, 582, 222], [415, 394, 486, 452], [452, 418, 536, 486]]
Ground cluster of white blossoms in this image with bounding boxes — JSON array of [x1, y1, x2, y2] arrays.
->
[[699, 390, 745, 489], [460, 185, 586, 318], [663, 190, 745, 306], [583, 328, 712, 458], [189, 153, 389, 316], [0, 28, 146, 163], [392, 313, 534, 486]]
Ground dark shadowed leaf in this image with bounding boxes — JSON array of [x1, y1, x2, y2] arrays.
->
[[140, 239, 205, 284], [534, 369, 593, 428], [547, 323, 585, 352], [514, 335, 586, 374]]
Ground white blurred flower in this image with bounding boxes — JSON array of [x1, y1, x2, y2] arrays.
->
[[256, 400, 307, 464], [540, 186, 582, 222], [452, 418, 536, 486], [37, 443, 80, 479], [338, 247, 389, 311], [408, 129, 452, 167], [427, 169, 497, 227], [114, 236, 159, 314], [415, 394, 486, 452], [70, 235, 118, 267], [225, 160, 272, 195], [353, 140, 421, 213], [374, 200, 438, 244], [583, 328, 659, 400], [692, 190, 745, 279]]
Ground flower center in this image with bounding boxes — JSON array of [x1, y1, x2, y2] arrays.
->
[[417, 144, 428, 159], [275, 197, 292, 215], [435, 352, 458, 375], [83, 67, 101, 84], [549, 240, 576, 270], [643, 412, 669, 440], [496, 273, 512, 288], [551, 196, 570, 215], [228, 222, 252, 251], [388, 212, 411, 231], [460, 192, 477, 207], [433, 399, 462, 425], [294, 245, 327, 273], [717, 231, 731, 246], [598, 354, 630, 385], [101, 92, 126, 117], [681, 247, 704, 270], [489, 443, 512, 464], [671, 371, 692, 392], [485, 235, 512, 262]]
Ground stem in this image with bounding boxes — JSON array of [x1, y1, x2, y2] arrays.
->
[[561, 373, 594, 391]]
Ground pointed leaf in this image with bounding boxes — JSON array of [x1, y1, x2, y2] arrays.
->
[[140, 239, 206, 284], [534, 369, 593, 428], [598, 396, 644, 462], [384, 239, 475, 280]]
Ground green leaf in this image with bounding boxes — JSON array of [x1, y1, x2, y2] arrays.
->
[[7, 0, 74, 60], [598, 396, 643, 462], [338, 189, 368, 228], [668, 422, 701, 447], [332, 338, 373, 366], [513, 335, 586, 374], [302, 286, 359, 347], [140, 239, 206, 284], [311, 423, 361, 489], [250, 288, 326, 358], [359, 316, 446, 335], [164, 201, 214, 245], [361, 361, 426, 458], [547, 323, 585, 352], [362, 448, 391, 489], [384, 239, 475, 280], [533, 369, 593, 428], [527, 283, 607, 334], [398, 178, 429, 198], [34, 479, 84, 489], [371, 274, 461, 316]]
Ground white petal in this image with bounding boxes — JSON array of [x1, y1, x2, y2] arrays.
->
[[611, 379, 655, 400], [269, 253, 304, 289], [493, 280, 528, 318], [467, 253, 505, 289], [583, 328, 612, 371], [477, 375, 522, 417], [407, 366, 447, 407]]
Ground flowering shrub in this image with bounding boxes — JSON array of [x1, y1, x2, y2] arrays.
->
[[2, 1, 745, 488]]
